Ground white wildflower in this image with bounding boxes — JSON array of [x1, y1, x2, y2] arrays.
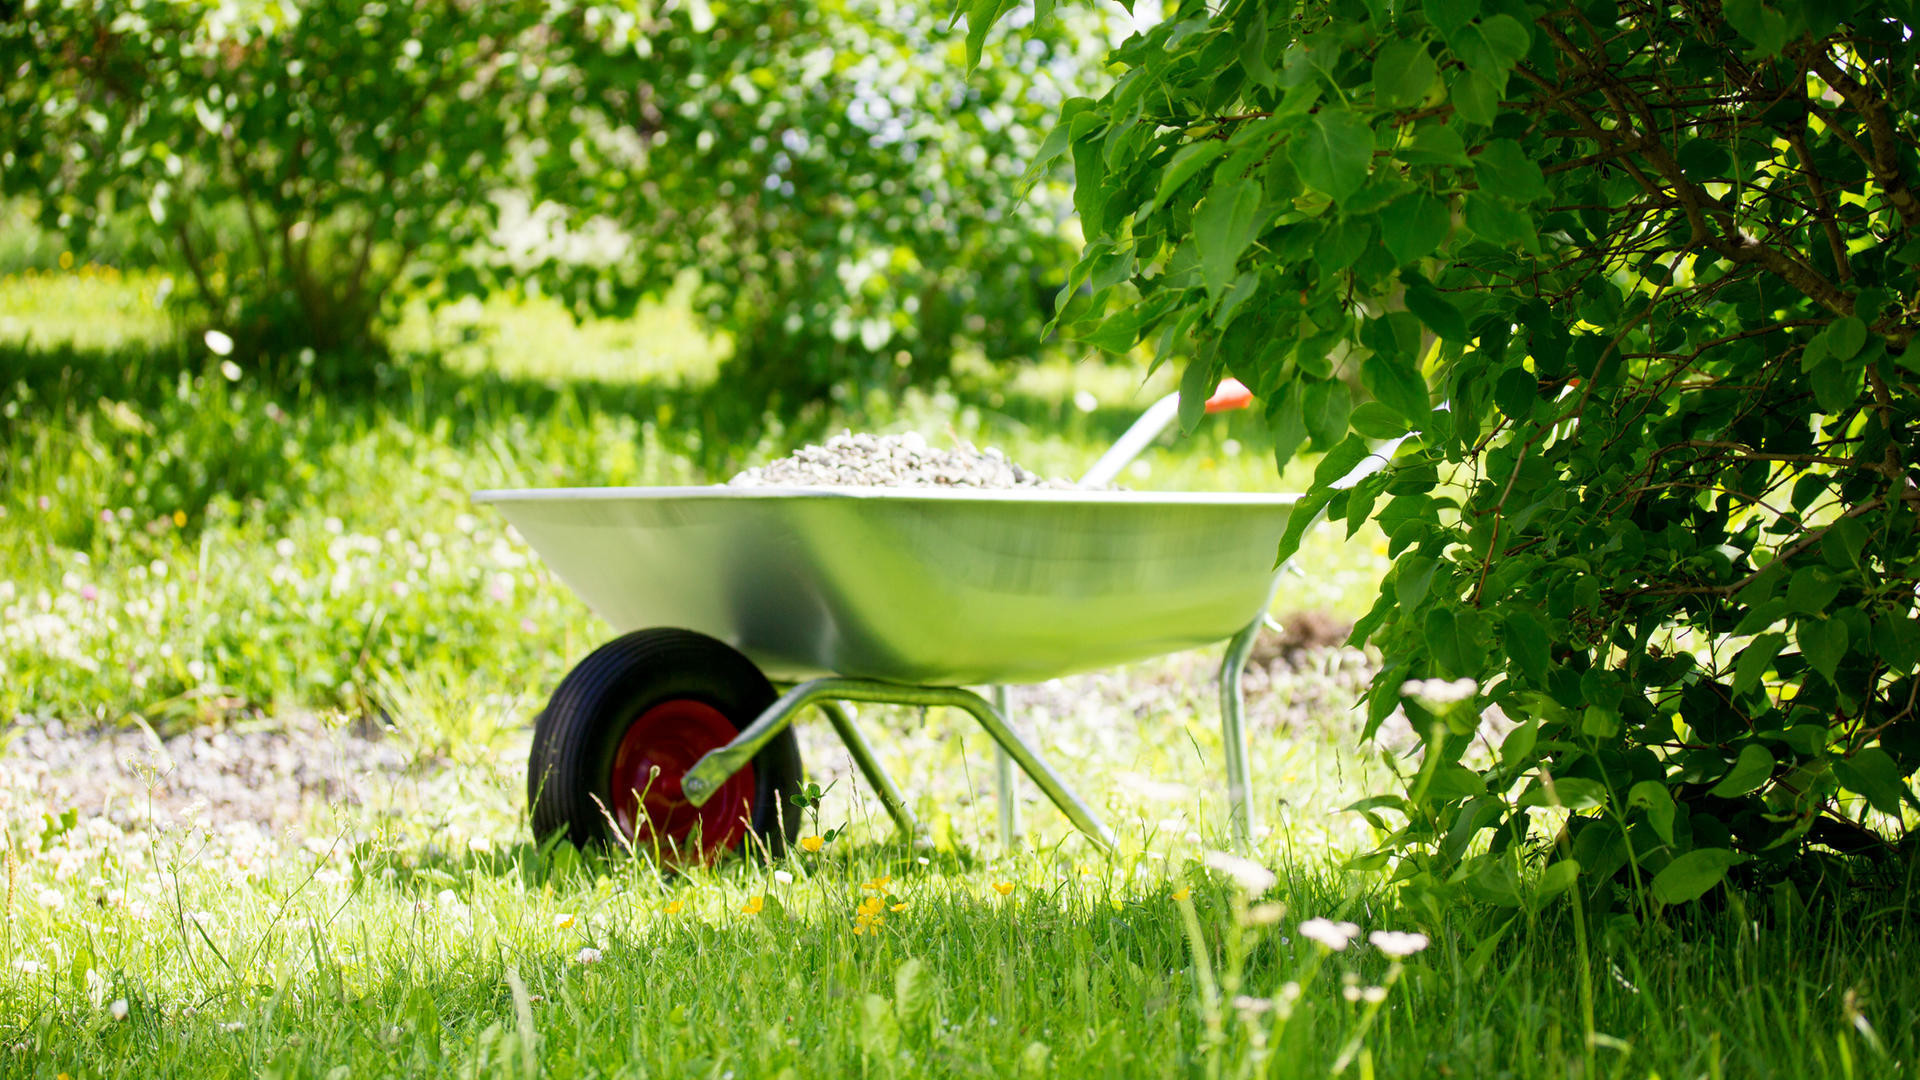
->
[[36, 888, 65, 911], [1201, 850, 1279, 893], [1298, 917, 1362, 951], [773, 870, 794, 885], [574, 947, 602, 965], [1244, 902, 1286, 926], [1362, 986, 1388, 1005], [204, 329, 234, 356], [1368, 930, 1431, 958], [108, 999, 129, 1021]]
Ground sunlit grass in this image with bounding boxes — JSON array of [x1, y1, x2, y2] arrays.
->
[[4, 266, 1913, 1078]]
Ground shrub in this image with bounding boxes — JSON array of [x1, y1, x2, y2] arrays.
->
[[987, 0, 1920, 908]]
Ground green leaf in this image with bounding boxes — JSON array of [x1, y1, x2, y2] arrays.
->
[[1796, 616, 1848, 681], [1731, 632, 1786, 697], [1502, 609, 1550, 683], [1071, 136, 1111, 239], [1449, 69, 1500, 126], [1288, 109, 1375, 203], [1269, 384, 1308, 469], [1274, 487, 1336, 566], [1178, 355, 1215, 434], [1194, 179, 1263, 298], [1429, 765, 1488, 800], [1493, 367, 1537, 421], [1313, 433, 1374, 488], [1302, 379, 1352, 449], [1533, 859, 1581, 906], [1424, 0, 1480, 38], [1472, 139, 1546, 202], [1463, 192, 1539, 251], [1627, 780, 1676, 844], [1519, 776, 1608, 810], [1350, 401, 1410, 438], [1068, 308, 1147, 354], [1787, 567, 1842, 613], [1449, 15, 1531, 94], [1832, 748, 1920, 816], [1424, 606, 1465, 675], [1148, 140, 1228, 214], [1374, 38, 1438, 108], [1708, 743, 1775, 798], [1396, 553, 1439, 608], [1398, 122, 1471, 165], [1403, 284, 1468, 342], [1362, 353, 1432, 425], [1379, 193, 1451, 267], [1240, 10, 1276, 88], [1807, 355, 1862, 413], [964, 0, 1013, 73], [1721, 0, 1789, 56], [1652, 848, 1743, 905], [1824, 315, 1867, 361]]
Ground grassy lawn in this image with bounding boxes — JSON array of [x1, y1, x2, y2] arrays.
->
[[4, 269, 1917, 1078]]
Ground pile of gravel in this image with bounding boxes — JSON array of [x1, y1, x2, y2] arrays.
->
[[729, 431, 1073, 489]]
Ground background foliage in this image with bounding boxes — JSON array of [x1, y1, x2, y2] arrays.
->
[[0, 0, 1104, 395], [989, 0, 1920, 906]]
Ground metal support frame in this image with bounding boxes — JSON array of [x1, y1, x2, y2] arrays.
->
[[1218, 616, 1261, 852], [991, 685, 1021, 850], [817, 701, 919, 842], [1219, 575, 1281, 851], [682, 677, 1117, 851]]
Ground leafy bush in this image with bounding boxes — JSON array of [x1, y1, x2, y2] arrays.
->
[[1, 0, 1101, 389], [989, 0, 1920, 907]]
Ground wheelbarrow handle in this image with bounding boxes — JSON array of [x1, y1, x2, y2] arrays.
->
[[1077, 378, 1251, 489]]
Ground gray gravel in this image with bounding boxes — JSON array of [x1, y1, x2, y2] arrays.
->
[[729, 431, 1074, 489], [3, 718, 410, 834]]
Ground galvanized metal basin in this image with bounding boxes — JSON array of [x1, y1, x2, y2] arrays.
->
[[476, 486, 1299, 686]]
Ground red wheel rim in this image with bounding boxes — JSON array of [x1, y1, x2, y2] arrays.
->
[[608, 699, 756, 860]]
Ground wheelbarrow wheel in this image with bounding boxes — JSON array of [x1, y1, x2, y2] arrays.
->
[[528, 628, 802, 860]]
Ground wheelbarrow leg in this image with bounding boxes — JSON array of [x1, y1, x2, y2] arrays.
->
[[685, 678, 1116, 852], [961, 690, 1115, 852], [817, 701, 919, 842], [1219, 614, 1263, 853], [990, 685, 1021, 850]]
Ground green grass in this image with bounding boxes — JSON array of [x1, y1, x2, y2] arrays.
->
[[4, 270, 1918, 1079]]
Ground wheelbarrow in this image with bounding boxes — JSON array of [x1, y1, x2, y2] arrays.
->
[[478, 380, 1299, 860]]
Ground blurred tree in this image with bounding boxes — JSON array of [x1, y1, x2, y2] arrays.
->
[[0, 0, 1103, 392]]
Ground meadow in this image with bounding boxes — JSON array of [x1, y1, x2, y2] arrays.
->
[[3, 264, 1918, 1079]]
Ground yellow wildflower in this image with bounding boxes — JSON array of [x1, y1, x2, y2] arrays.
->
[[553, 912, 576, 929], [741, 895, 764, 915], [860, 874, 892, 892], [890, 902, 909, 913], [1172, 887, 1191, 902], [800, 835, 825, 853], [992, 881, 1014, 896], [172, 510, 186, 528], [662, 899, 684, 915]]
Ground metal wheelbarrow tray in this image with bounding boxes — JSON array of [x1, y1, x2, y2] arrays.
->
[[479, 484, 1299, 858]]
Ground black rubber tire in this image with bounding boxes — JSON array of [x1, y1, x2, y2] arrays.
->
[[527, 628, 803, 856]]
